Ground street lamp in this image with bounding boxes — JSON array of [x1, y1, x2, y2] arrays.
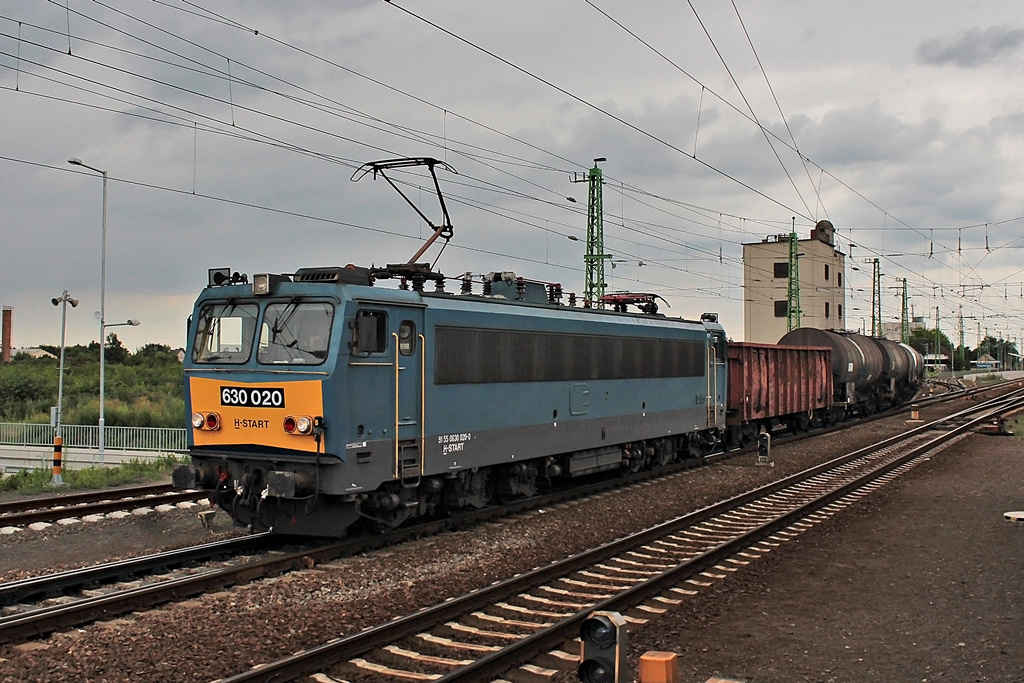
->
[[50, 291, 79, 438], [96, 318, 140, 458], [68, 157, 111, 456]]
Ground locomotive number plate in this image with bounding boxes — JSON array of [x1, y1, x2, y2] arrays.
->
[[220, 386, 285, 408]]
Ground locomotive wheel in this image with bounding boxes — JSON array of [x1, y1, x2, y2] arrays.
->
[[362, 485, 415, 530], [650, 442, 672, 467], [445, 469, 491, 510], [495, 463, 538, 501]]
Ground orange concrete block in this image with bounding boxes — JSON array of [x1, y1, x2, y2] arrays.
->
[[639, 651, 678, 683]]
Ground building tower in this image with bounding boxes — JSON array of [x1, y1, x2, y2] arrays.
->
[[742, 220, 846, 343]]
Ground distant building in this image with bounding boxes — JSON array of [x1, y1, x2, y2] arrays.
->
[[173, 348, 186, 363], [743, 220, 847, 343], [14, 347, 57, 360], [880, 317, 926, 341]]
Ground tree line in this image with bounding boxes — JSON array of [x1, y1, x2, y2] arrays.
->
[[0, 334, 184, 427], [908, 329, 1019, 372]]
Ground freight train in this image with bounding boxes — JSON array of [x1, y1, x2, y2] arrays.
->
[[173, 261, 923, 537], [172, 158, 923, 537]]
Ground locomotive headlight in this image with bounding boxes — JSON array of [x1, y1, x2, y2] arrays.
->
[[191, 412, 205, 429], [205, 412, 221, 430], [283, 416, 297, 434], [252, 273, 271, 295]]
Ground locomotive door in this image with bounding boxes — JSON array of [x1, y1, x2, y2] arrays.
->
[[707, 332, 726, 427], [392, 308, 425, 486]]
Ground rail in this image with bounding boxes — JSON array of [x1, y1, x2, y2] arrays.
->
[[0, 423, 187, 453]]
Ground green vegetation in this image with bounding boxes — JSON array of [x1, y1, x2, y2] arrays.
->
[[909, 328, 1019, 373], [0, 336, 184, 427], [0, 453, 190, 494]]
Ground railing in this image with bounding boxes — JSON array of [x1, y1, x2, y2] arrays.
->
[[0, 423, 188, 453]]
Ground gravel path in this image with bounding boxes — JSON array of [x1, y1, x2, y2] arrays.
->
[[627, 419, 1024, 683], [0, 398, 995, 682]]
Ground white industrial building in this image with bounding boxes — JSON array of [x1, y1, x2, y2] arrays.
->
[[743, 220, 847, 343]]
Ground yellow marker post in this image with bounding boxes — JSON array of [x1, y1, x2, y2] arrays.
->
[[50, 435, 65, 486]]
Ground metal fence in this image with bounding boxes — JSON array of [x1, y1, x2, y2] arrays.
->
[[0, 423, 187, 453]]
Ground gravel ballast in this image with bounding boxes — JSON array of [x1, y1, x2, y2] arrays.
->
[[0, 396, 1011, 682]]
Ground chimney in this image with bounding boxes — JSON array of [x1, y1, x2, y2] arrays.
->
[[1, 306, 11, 362]]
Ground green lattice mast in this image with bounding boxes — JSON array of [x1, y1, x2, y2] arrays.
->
[[871, 258, 882, 337], [571, 158, 610, 307], [900, 278, 909, 343], [786, 221, 801, 331]]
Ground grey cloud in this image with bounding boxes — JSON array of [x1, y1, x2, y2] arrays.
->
[[916, 25, 1024, 68]]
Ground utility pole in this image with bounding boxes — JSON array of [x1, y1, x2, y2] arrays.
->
[[935, 306, 941, 372], [787, 218, 801, 332], [900, 278, 909, 343], [958, 305, 965, 374], [571, 157, 610, 308], [872, 259, 882, 336], [863, 258, 881, 336]]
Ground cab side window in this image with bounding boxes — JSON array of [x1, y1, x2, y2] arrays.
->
[[352, 310, 387, 354]]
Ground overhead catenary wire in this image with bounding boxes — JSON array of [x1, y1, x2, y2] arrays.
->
[[4, 4, 1021, 331]]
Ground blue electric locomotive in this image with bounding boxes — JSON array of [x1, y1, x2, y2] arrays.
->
[[174, 263, 728, 536]]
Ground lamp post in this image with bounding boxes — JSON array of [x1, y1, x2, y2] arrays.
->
[[68, 157, 110, 456], [96, 318, 140, 458], [50, 291, 79, 438]]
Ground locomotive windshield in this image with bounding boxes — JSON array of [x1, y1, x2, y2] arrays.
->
[[257, 302, 334, 365], [192, 303, 259, 364]]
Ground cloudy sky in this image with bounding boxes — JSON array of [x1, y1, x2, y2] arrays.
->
[[3, 0, 1024, 350]]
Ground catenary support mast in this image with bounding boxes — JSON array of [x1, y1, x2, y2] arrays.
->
[[571, 158, 610, 307]]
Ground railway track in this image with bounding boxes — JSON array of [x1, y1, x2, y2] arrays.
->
[[0, 452, 718, 645], [0, 482, 208, 528], [0, 382, 1006, 652], [0, 533, 287, 644], [0, 377, 984, 533], [211, 387, 1024, 683]]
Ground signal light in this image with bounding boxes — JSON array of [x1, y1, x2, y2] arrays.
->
[[283, 416, 297, 434], [578, 610, 627, 683], [757, 431, 771, 465], [192, 412, 221, 431], [283, 416, 312, 435]]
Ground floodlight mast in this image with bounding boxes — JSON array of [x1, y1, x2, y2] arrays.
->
[[351, 157, 457, 266]]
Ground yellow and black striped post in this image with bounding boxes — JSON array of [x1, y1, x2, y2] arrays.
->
[[50, 435, 65, 486]]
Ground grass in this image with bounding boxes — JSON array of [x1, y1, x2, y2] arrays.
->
[[0, 453, 190, 495], [1013, 415, 1024, 439]]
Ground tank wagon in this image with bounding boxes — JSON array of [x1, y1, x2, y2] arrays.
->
[[174, 264, 729, 536], [778, 327, 923, 414]]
